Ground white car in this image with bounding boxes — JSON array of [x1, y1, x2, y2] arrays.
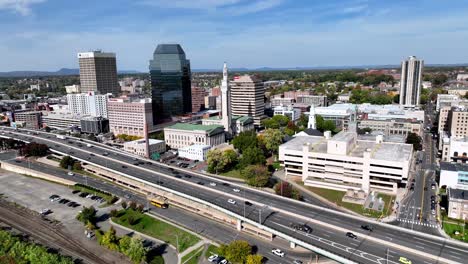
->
[[40, 208, 51, 215], [67, 172, 74, 176], [233, 188, 241, 193], [220, 260, 228, 264], [271, 248, 285, 257], [227, 199, 236, 205], [209, 182, 217, 186], [207, 255, 218, 262]]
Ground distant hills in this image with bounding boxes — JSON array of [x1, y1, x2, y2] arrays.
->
[[0, 68, 141, 78], [1, 63, 467, 77]]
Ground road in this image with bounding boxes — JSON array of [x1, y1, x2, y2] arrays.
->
[[4, 157, 315, 264], [2, 127, 467, 264], [393, 101, 440, 235]]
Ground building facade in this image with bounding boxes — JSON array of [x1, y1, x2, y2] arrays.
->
[[296, 95, 327, 107], [178, 144, 211, 161], [270, 97, 294, 107], [191, 87, 206, 113], [78, 51, 120, 95], [164, 123, 225, 149], [107, 97, 153, 137], [440, 162, 468, 189], [358, 119, 423, 137], [41, 113, 81, 129], [447, 188, 468, 220], [441, 136, 468, 163], [279, 131, 413, 195], [123, 139, 166, 157], [67, 91, 110, 118], [13, 111, 42, 129], [80, 116, 109, 134], [65, 84, 81, 94], [273, 105, 302, 122], [230, 75, 266, 126], [399, 56, 423, 106], [149, 44, 192, 124]]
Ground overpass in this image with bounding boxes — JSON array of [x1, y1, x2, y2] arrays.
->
[[1, 127, 467, 264]]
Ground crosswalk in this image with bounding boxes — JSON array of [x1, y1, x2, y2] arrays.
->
[[397, 218, 438, 228]]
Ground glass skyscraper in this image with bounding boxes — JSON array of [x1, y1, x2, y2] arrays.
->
[[149, 44, 192, 124]]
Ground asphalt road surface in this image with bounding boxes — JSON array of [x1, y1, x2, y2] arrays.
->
[[2, 127, 467, 264]]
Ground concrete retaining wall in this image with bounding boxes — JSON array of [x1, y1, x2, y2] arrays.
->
[[0, 161, 76, 186]]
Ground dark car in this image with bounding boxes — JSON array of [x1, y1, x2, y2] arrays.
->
[[244, 201, 253, 206], [361, 225, 373, 231], [197, 181, 204, 185], [72, 190, 80, 194], [346, 232, 358, 239], [302, 224, 313, 234]]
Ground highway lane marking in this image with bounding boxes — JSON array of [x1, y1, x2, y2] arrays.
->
[[322, 234, 330, 238], [269, 221, 398, 264], [415, 245, 425, 249], [445, 245, 468, 253], [449, 250, 462, 256], [350, 242, 359, 247], [451, 255, 461, 260], [412, 236, 442, 246]]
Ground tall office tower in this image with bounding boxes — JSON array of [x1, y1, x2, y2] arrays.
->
[[191, 87, 206, 113], [221, 63, 232, 134], [230, 75, 265, 126], [149, 44, 192, 124], [78, 51, 120, 95], [399, 56, 424, 106]]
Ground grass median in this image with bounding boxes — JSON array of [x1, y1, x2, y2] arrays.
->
[[303, 185, 394, 218], [112, 209, 201, 253], [181, 246, 204, 264]]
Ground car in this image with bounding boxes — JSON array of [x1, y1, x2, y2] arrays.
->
[[49, 194, 59, 200], [431, 184, 436, 190], [244, 201, 253, 206], [79, 192, 89, 198], [208, 255, 219, 262], [219, 260, 228, 264], [40, 208, 51, 215], [72, 190, 80, 194], [271, 248, 284, 257], [184, 175, 192, 178], [68, 172, 74, 176], [209, 182, 217, 186], [361, 224, 373, 231], [346, 232, 357, 239], [233, 188, 241, 193], [424, 187, 427, 191], [122, 165, 128, 169], [86, 194, 93, 199], [293, 260, 303, 264], [175, 175, 182, 178], [124, 194, 130, 199], [227, 199, 236, 205], [302, 224, 313, 234], [132, 158, 138, 161], [197, 181, 204, 185], [399, 257, 412, 264], [90, 153, 95, 156], [103, 152, 109, 156]]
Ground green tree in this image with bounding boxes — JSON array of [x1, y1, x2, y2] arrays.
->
[[242, 165, 271, 187], [316, 115, 336, 133], [119, 235, 132, 253], [261, 115, 290, 129], [239, 147, 266, 168], [274, 182, 302, 200], [262, 128, 283, 155], [76, 206, 97, 224], [232, 131, 258, 153], [219, 240, 252, 264], [100, 226, 119, 251], [406, 132, 423, 151], [72, 161, 82, 171], [127, 236, 147, 264], [297, 113, 308, 129], [121, 201, 128, 210], [246, 254, 264, 264], [60, 156, 75, 169], [19, 142, 49, 157]]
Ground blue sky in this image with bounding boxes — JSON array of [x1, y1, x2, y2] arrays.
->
[[1, 0, 468, 71]]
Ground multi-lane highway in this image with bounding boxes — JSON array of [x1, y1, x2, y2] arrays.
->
[[2, 127, 468, 264]]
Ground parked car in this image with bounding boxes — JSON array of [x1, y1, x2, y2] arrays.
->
[[227, 199, 236, 205], [233, 188, 241, 193], [208, 255, 218, 262]]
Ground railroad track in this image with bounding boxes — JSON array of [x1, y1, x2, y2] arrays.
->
[[0, 199, 118, 264]]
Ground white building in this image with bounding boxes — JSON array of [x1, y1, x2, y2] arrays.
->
[[456, 74, 468, 81], [337, 93, 351, 103], [65, 85, 81, 94], [271, 97, 295, 107], [202, 115, 254, 135], [123, 139, 166, 157], [440, 162, 468, 189], [447, 188, 468, 220], [359, 118, 423, 137], [164, 123, 225, 149], [67, 91, 110, 118], [178, 144, 211, 161], [400, 56, 424, 106], [41, 112, 82, 129], [273, 105, 302, 122], [306, 104, 357, 130], [436, 94, 460, 111], [442, 136, 468, 163], [279, 131, 413, 195]]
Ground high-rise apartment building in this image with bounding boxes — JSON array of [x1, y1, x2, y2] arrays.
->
[[107, 97, 153, 137], [78, 51, 120, 95], [191, 87, 206, 113], [149, 44, 191, 124], [67, 91, 110, 118], [230, 75, 265, 126], [399, 56, 423, 106]]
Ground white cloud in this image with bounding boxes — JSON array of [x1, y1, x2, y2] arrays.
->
[[140, 0, 283, 14], [0, 0, 45, 15]]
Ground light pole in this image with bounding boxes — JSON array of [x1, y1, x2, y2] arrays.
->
[[243, 189, 246, 218], [386, 248, 389, 264]]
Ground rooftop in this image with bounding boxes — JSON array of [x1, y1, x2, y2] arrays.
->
[[179, 144, 212, 151], [166, 123, 224, 136], [448, 188, 468, 200], [440, 162, 468, 172], [125, 139, 165, 145], [280, 134, 412, 162]]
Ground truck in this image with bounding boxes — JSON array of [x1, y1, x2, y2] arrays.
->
[[56, 135, 67, 140]]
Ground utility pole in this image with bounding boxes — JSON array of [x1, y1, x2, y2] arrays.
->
[[386, 248, 389, 264]]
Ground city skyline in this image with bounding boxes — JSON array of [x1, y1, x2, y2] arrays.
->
[[1, 0, 468, 71]]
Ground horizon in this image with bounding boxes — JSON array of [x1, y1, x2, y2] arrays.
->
[[1, 0, 468, 71]]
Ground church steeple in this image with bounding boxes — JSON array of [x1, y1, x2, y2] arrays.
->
[[221, 62, 232, 134]]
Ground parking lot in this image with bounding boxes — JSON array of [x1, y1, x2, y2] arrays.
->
[[0, 169, 105, 226]]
